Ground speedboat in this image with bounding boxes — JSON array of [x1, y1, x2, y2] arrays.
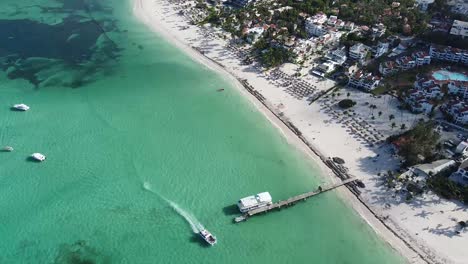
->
[[199, 229, 217, 246], [31, 153, 46, 162], [13, 104, 30, 111]]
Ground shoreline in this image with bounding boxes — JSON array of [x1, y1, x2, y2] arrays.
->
[[132, 0, 445, 263]]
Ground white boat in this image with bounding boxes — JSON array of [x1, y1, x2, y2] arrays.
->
[[13, 104, 30, 111], [31, 153, 46, 162], [199, 229, 217, 246], [2, 146, 13, 152], [237, 192, 272, 213]]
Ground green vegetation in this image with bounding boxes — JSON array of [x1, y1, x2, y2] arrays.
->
[[338, 99, 356, 109], [371, 84, 391, 95], [259, 47, 295, 68], [427, 175, 468, 204], [202, 7, 221, 25], [420, 31, 468, 50], [389, 122, 440, 166], [336, 0, 429, 35]]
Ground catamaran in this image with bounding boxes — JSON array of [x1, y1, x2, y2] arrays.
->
[[199, 229, 217, 246]]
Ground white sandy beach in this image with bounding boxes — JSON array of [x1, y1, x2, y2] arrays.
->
[[133, 0, 468, 263]]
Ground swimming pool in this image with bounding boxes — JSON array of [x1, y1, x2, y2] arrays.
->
[[432, 70, 468, 82]]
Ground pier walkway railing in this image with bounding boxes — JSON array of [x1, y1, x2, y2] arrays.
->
[[235, 178, 357, 222]]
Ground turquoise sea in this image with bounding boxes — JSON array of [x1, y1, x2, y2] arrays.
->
[[0, 0, 404, 263]]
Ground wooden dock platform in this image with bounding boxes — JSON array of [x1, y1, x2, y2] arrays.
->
[[234, 178, 357, 222]]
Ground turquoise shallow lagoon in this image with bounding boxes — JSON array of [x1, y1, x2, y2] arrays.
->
[[0, 0, 404, 263]]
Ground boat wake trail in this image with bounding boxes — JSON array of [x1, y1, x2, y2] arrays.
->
[[142, 181, 204, 233]]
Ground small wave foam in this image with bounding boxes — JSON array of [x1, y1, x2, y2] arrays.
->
[[142, 181, 204, 233]]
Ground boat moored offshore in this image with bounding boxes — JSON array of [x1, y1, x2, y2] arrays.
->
[[2, 146, 14, 152], [31, 153, 46, 162], [199, 229, 217, 246], [237, 192, 272, 213], [13, 104, 30, 111]]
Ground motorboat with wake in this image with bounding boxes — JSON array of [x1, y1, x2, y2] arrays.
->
[[199, 229, 217, 246]]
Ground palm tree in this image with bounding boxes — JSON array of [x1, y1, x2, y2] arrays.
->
[[389, 114, 395, 121], [391, 122, 396, 129], [378, 111, 382, 117], [400, 123, 406, 130], [347, 92, 350, 97]]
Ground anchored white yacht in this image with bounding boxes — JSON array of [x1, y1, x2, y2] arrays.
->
[[13, 104, 30, 111], [237, 192, 272, 213], [2, 146, 13, 152], [31, 153, 46, 162]]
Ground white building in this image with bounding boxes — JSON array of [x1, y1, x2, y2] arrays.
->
[[454, 158, 468, 180], [448, 81, 468, 98], [415, 0, 435, 12], [430, 45, 468, 64], [410, 159, 456, 177], [231, 0, 255, 7], [306, 22, 328, 37], [326, 47, 347, 65], [455, 141, 468, 155], [379, 61, 398, 75], [450, 20, 468, 38], [349, 43, 368, 61], [455, 108, 468, 125], [348, 70, 381, 92], [293, 38, 316, 59], [412, 51, 431, 66], [374, 42, 389, 58], [371, 23, 386, 38], [407, 97, 434, 114]]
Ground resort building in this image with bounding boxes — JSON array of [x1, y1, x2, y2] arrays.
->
[[409, 159, 456, 178], [344, 21, 355, 31], [312, 61, 336, 77], [448, 81, 468, 98], [415, 0, 435, 12], [412, 51, 431, 66], [230, 0, 255, 7], [373, 42, 389, 58], [453, 159, 468, 180], [326, 47, 347, 65], [306, 22, 328, 37], [430, 45, 468, 64], [349, 43, 369, 61], [451, 1, 468, 16], [305, 13, 354, 38], [371, 23, 386, 38], [379, 61, 398, 76], [442, 100, 468, 125], [450, 20, 468, 38], [455, 108, 468, 125], [455, 141, 468, 155], [396, 56, 416, 70], [405, 96, 434, 114], [293, 38, 316, 59], [347, 70, 381, 92]]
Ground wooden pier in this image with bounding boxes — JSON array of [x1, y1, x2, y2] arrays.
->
[[234, 178, 357, 222]]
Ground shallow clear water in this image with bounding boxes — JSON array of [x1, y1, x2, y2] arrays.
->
[[432, 70, 468, 82], [0, 0, 404, 263]]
